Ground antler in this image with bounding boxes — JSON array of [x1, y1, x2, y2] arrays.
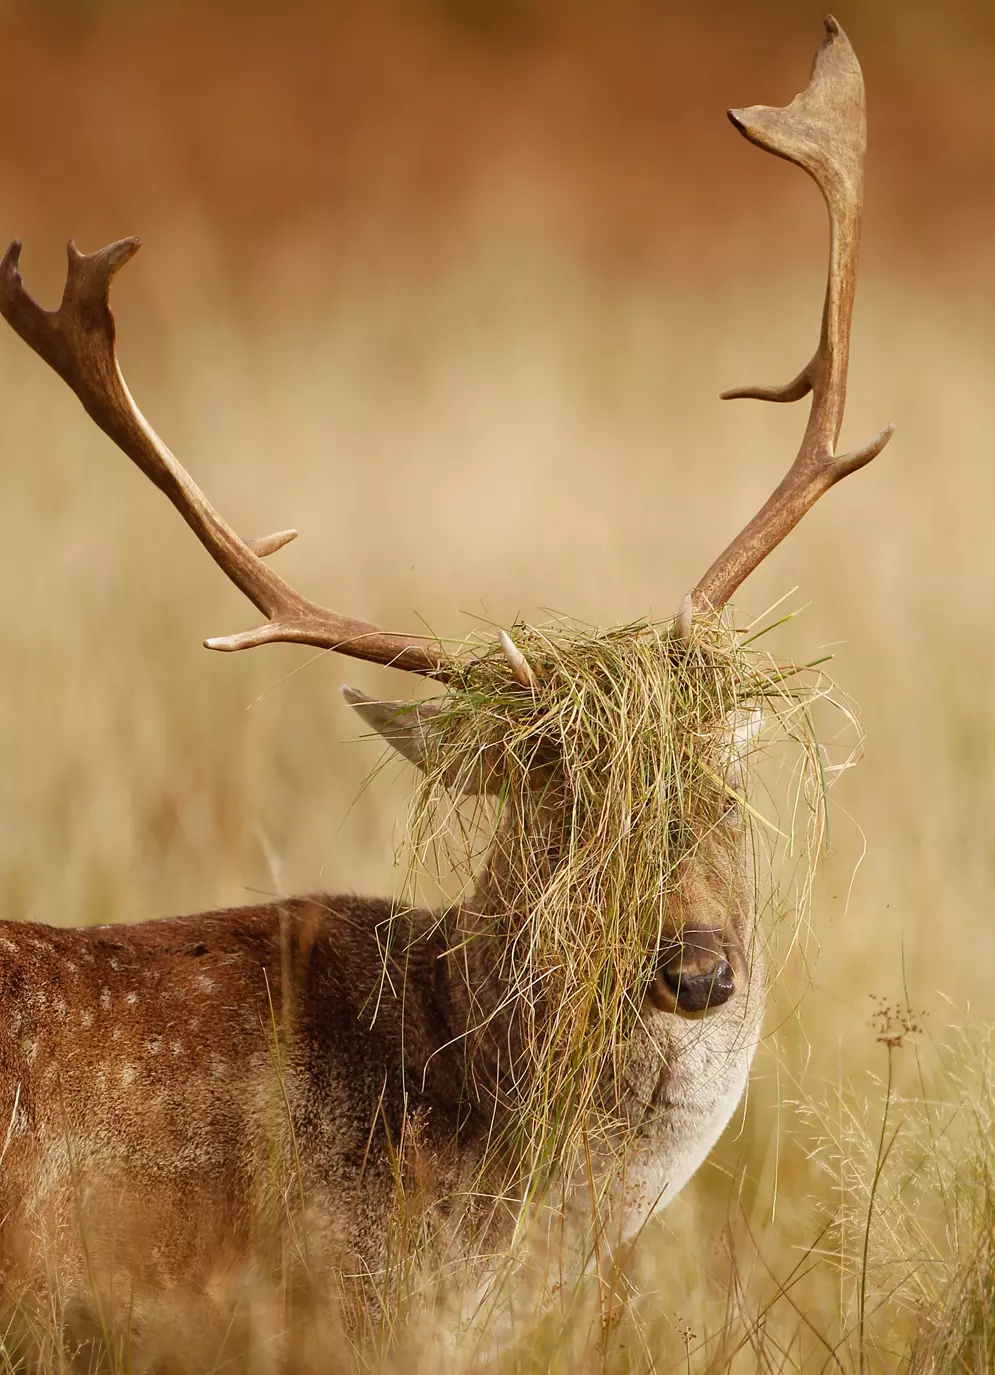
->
[[0, 238, 447, 676], [689, 16, 893, 619]]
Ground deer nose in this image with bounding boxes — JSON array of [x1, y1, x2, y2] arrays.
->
[[661, 958, 735, 1014]]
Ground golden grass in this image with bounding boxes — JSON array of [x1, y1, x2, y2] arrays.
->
[[1, 213, 993, 1369], [403, 612, 832, 1202]]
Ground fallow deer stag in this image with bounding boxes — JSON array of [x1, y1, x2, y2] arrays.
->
[[0, 16, 889, 1342]]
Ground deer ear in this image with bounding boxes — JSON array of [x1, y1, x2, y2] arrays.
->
[[342, 686, 503, 795], [341, 686, 438, 772], [728, 706, 763, 755], [723, 706, 764, 794]]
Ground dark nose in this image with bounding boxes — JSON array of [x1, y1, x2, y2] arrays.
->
[[661, 959, 735, 1013]]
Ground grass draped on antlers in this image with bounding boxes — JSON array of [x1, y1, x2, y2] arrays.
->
[[393, 613, 840, 1202]]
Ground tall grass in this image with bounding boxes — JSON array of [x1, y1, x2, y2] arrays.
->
[[7, 1019, 995, 1372]]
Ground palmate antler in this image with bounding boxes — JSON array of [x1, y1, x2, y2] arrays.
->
[[0, 18, 888, 682], [687, 16, 892, 622]]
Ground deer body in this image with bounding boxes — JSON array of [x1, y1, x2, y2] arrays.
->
[[0, 898, 477, 1297], [0, 828, 762, 1306]]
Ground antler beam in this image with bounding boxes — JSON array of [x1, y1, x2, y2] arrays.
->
[[0, 238, 447, 677], [690, 16, 893, 617]]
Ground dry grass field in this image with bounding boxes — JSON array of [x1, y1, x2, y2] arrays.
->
[[2, 2, 995, 1369]]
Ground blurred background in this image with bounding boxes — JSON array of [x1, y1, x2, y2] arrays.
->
[[2, 0, 994, 1361]]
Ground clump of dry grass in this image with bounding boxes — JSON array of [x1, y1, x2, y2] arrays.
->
[[400, 611, 835, 1199]]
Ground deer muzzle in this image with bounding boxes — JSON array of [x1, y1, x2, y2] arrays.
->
[[647, 925, 738, 1018]]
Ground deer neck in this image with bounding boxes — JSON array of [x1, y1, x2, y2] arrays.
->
[[463, 807, 568, 921]]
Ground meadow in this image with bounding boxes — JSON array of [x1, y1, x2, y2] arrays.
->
[[2, 3, 995, 1368]]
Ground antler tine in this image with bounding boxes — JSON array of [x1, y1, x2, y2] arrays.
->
[[691, 16, 893, 617], [499, 629, 537, 690], [0, 238, 447, 677]]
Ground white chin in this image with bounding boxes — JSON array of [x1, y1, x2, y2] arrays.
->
[[616, 1051, 753, 1239]]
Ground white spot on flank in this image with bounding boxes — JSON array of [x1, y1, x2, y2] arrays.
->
[[145, 1039, 162, 1057], [34, 990, 47, 1011], [21, 1040, 38, 1066], [80, 1010, 94, 1028], [170, 1042, 183, 1057], [121, 1065, 135, 1088], [53, 996, 67, 1018], [0, 939, 18, 954], [210, 1056, 227, 1079], [100, 989, 111, 1011], [111, 1028, 122, 1043], [196, 974, 215, 994], [110, 959, 121, 972], [2, 1085, 26, 1163], [126, 992, 138, 1006]]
